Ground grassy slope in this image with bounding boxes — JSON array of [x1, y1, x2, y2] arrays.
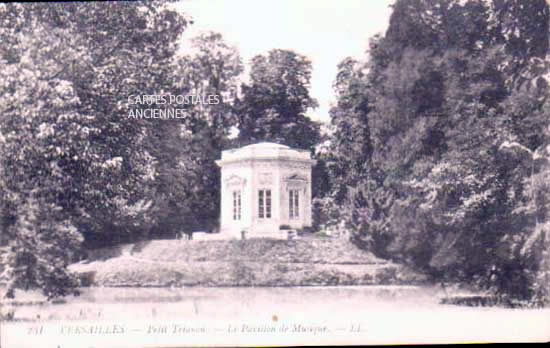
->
[[70, 238, 428, 287]]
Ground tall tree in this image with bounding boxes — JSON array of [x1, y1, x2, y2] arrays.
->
[[0, 1, 188, 298], [237, 49, 320, 151], [328, 0, 550, 303]]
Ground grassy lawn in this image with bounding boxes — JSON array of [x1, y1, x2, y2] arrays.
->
[[70, 238, 428, 287]]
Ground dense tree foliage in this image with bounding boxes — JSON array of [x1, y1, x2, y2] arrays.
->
[[236, 49, 321, 152], [0, 1, 189, 298], [327, 0, 550, 305], [147, 32, 244, 236]]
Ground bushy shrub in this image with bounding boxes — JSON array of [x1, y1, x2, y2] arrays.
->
[[1, 197, 83, 299]]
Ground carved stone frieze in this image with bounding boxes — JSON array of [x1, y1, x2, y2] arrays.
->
[[224, 174, 246, 189]]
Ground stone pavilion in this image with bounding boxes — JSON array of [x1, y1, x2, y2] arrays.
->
[[215, 142, 316, 238]]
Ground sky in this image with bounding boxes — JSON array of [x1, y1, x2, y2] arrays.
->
[[175, 0, 394, 123]]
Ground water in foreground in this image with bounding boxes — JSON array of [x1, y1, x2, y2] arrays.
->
[[2, 285, 549, 347]]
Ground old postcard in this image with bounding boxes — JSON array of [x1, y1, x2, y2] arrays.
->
[[1, 0, 549, 347]]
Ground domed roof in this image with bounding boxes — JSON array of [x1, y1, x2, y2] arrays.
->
[[241, 142, 290, 149], [216, 141, 315, 166]]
